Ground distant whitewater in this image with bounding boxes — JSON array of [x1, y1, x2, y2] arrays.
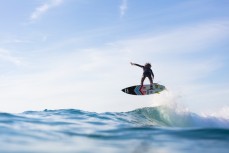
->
[[0, 106, 228, 153]]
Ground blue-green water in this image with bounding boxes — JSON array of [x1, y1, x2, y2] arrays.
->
[[0, 106, 228, 153]]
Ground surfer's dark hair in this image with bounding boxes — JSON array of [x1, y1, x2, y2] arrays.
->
[[145, 63, 151, 68]]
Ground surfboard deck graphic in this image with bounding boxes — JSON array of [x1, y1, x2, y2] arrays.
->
[[122, 83, 165, 95]]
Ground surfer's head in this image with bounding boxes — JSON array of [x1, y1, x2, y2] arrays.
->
[[145, 63, 151, 68]]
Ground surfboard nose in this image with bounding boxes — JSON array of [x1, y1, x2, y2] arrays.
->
[[121, 89, 125, 92]]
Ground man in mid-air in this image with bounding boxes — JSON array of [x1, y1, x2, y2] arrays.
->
[[130, 62, 154, 89]]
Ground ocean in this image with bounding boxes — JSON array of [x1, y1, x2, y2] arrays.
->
[[0, 105, 228, 153]]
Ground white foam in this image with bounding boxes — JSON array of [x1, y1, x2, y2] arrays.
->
[[149, 91, 229, 128]]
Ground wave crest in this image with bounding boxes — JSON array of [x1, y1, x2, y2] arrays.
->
[[128, 106, 229, 128]]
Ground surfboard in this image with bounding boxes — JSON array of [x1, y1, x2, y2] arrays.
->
[[122, 83, 165, 95]]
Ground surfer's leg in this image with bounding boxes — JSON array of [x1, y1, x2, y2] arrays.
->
[[148, 76, 153, 89], [141, 76, 146, 86]]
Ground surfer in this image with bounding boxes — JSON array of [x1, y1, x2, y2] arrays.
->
[[130, 62, 154, 88]]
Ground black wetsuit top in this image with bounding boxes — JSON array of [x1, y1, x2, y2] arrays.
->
[[134, 64, 154, 78]]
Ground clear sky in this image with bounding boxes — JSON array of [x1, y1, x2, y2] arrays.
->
[[0, 0, 228, 114]]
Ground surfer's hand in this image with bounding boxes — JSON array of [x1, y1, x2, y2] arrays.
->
[[130, 62, 134, 65]]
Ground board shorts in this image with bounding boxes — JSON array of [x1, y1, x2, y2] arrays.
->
[[143, 71, 152, 79]]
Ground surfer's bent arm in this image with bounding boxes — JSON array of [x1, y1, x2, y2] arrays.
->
[[151, 70, 154, 78], [130, 62, 144, 68]]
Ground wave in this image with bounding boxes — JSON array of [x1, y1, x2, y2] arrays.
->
[[1, 106, 229, 153], [1, 105, 229, 130], [127, 106, 229, 128]]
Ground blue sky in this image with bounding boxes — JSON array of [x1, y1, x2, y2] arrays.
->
[[0, 0, 228, 114]]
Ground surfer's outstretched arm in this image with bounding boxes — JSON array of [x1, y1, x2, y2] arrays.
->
[[130, 62, 144, 68]]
